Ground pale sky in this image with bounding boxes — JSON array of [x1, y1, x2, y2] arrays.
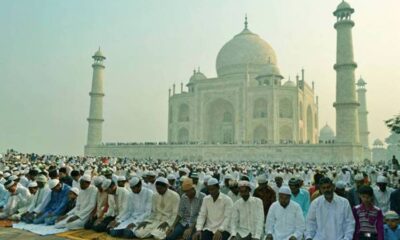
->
[[1, 0, 399, 155]]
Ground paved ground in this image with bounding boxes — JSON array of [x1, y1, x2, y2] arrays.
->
[[0, 227, 67, 240]]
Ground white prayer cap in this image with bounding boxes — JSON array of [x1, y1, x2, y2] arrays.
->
[[238, 180, 251, 188], [23, 168, 30, 175], [9, 175, 18, 181], [257, 175, 268, 184], [117, 176, 126, 181], [279, 186, 292, 195], [70, 187, 80, 196], [207, 177, 219, 186], [148, 171, 157, 177], [0, 171, 3, 176], [155, 177, 169, 185], [354, 174, 364, 181], [93, 176, 104, 187], [101, 179, 112, 190], [36, 174, 48, 183], [224, 174, 233, 180], [3, 172, 11, 179], [13, 171, 20, 176], [335, 181, 346, 189], [167, 174, 176, 180], [5, 180, 15, 189], [377, 175, 388, 183], [28, 181, 38, 188], [48, 179, 60, 189], [129, 177, 141, 187], [203, 175, 211, 183], [81, 174, 92, 182]]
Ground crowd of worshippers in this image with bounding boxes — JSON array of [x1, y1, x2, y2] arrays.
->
[[0, 154, 399, 239]]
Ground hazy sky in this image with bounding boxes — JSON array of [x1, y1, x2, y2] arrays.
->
[[1, 0, 399, 155]]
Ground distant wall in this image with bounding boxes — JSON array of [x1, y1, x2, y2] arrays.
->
[[85, 143, 363, 164]]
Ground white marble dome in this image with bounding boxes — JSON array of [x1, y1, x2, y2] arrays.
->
[[373, 139, 384, 146], [189, 70, 207, 82], [216, 27, 277, 77], [319, 124, 335, 142]]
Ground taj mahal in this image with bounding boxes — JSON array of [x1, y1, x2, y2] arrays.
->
[[84, 2, 379, 163]]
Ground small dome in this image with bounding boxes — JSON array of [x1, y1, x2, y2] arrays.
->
[[319, 124, 335, 142], [93, 48, 106, 59], [357, 77, 367, 86], [337, 1, 351, 10], [257, 64, 282, 77], [320, 124, 335, 137], [189, 70, 207, 82], [216, 26, 278, 78], [283, 79, 296, 87], [334, 1, 354, 15], [373, 139, 384, 146]]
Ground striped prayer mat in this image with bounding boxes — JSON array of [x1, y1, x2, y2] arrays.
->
[[0, 219, 13, 227], [56, 229, 155, 240]]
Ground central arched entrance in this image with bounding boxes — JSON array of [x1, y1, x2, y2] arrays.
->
[[205, 99, 235, 144]]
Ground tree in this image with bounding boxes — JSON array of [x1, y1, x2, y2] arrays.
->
[[385, 114, 400, 134]]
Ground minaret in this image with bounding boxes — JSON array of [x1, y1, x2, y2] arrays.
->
[[333, 1, 360, 144], [357, 77, 369, 148], [86, 48, 106, 146]]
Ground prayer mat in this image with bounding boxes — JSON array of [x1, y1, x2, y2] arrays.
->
[[56, 229, 155, 240], [0, 219, 13, 227], [56, 229, 118, 240], [12, 222, 69, 235]]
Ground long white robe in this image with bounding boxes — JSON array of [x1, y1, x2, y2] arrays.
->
[[114, 187, 153, 230], [0, 186, 31, 219], [55, 185, 98, 229], [135, 189, 180, 239]]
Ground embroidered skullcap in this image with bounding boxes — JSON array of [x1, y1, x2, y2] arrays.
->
[[81, 174, 92, 182], [207, 177, 219, 186], [48, 179, 60, 189], [385, 210, 399, 220], [70, 187, 80, 196], [335, 180, 346, 189], [28, 181, 38, 188], [101, 179, 112, 190], [377, 175, 388, 183], [238, 180, 251, 188], [155, 177, 169, 185], [257, 175, 268, 184], [129, 177, 141, 187], [278, 186, 292, 195]]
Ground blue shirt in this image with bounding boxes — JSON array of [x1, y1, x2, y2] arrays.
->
[[291, 188, 310, 218], [43, 183, 71, 216], [384, 224, 400, 240]]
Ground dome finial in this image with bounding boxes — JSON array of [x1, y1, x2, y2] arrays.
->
[[244, 14, 248, 29]]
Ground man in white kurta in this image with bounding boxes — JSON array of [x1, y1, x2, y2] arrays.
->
[[373, 175, 394, 213], [135, 177, 180, 240], [9, 181, 38, 220], [266, 186, 305, 240], [109, 177, 154, 238], [305, 177, 355, 240], [92, 179, 130, 233], [230, 181, 264, 240], [0, 180, 31, 219], [194, 178, 233, 240], [55, 175, 98, 229], [21, 174, 51, 223]]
